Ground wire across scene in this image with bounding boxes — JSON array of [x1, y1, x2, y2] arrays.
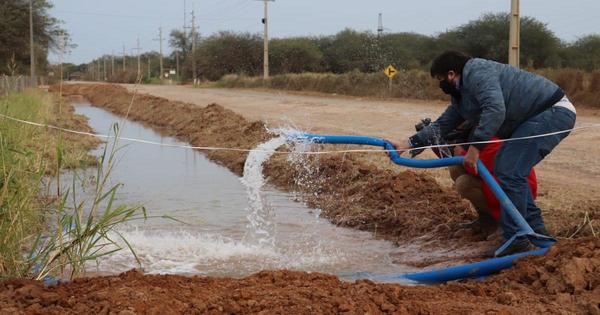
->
[[1, 112, 598, 156]]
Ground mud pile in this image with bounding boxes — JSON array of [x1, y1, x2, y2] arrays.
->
[[52, 83, 474, 247], [1, 238, 598, 314]]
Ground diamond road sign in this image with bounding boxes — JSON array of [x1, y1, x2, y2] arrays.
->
[[384, 65, 398, 78]]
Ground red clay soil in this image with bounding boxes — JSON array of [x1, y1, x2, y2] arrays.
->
[[1, 238, 599, 314]]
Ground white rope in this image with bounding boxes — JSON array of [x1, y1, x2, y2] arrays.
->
[[1, 112, 599, 155]]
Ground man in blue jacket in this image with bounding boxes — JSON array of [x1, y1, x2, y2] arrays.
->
[[393, 51, 577, 256]]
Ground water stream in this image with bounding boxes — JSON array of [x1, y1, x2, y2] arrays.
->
[[68, 102, 413, 279]]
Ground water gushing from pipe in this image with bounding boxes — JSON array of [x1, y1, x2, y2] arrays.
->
[[241, 136, 287, 247]]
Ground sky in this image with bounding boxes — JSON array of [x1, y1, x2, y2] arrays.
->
[[49, 0, 600, 64]]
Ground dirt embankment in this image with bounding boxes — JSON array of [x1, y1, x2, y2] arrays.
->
[[13, 83, 595, 313], [52, 83, 475, 252], [1, 238, 599, 314]]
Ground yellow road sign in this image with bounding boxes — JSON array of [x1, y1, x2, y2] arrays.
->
[[384, 65, 398, 78]]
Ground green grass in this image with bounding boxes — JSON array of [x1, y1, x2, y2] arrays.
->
[[0, 90, 146, 279], [0, 92, 50, 277]]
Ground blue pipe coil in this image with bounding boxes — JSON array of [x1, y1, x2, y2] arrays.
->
[[299, 133, 556, 283]]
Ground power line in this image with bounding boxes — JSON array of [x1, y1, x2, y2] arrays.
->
[[154, 27, 164, 81], [1, 112, 598, 155], [131, 37, 142, 78], [122, 45, 127, 71]]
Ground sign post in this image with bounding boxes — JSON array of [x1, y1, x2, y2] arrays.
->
[[383, 65, 398, 96]]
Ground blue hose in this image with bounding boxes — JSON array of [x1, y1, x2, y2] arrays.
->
[[298, 134, 556, 283]]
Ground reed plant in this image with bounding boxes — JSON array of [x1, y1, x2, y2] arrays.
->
[[29, 123, 146, 280]]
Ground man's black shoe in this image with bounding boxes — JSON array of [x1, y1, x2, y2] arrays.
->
[[495, 238, 532, 257], [458, 216, 497, 236], [533, 226, 550, 236]]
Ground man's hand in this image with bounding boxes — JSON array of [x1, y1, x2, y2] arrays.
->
[[463, 145, 480, 174], [388, 139, 412, 157]]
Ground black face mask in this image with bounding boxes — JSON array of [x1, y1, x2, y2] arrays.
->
[[439, 80, 461, 99]]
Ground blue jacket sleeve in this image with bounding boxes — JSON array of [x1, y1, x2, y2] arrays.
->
[[468, 63, 506, 150]]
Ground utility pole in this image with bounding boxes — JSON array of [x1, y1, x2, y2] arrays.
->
[[132, 37, 142, 79], [191, 9, 197, 83], [183, 0, 187, 37], [122, 45, 127, 71], [182, 0, 187, 82], [258, 0, 274, 79], [147, 57, 151, 79], [29, 0, 36, 86], [378, 13, 384, 37], [508, 0, 520, 68], [154, 27, 164, 81], [176, 51, 180, 78], [96, 59, 101, 81], [111, 51, 115, 78], [103, 56, 107, 81]]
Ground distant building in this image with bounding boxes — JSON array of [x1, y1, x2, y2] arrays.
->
[[68, 72, 83, 81]]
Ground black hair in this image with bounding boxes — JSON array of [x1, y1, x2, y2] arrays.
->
[[430, 51, 472, 78]]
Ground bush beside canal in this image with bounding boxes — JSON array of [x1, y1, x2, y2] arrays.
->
[[0, 90, 99, 278]]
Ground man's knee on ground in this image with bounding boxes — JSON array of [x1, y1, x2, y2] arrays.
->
[[455, 174, 482, 196], [449, 165, 467, 182], [455, 174, 488, 210]]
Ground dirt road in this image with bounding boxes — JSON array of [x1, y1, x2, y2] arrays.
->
[[126, 84, 600, 211]]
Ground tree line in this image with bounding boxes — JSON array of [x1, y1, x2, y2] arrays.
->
[[2, 6, 600, 82], [0, 0, 67, 76], [166, 13, 598, 81]]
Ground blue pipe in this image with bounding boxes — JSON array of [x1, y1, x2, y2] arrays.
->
[[376, 248, 548, 284], [298, 133, 555, 283]]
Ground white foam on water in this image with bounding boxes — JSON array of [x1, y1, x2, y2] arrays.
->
[[92, 227, 347, 276]]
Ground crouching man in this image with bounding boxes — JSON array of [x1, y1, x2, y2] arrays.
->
[[393, 51, 576, 256]]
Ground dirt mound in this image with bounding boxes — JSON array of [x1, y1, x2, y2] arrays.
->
[[492, 238, 600, 303], [2, 238, 599, 314], [53, 83, 475, 250], [265, 154, 473, 243]]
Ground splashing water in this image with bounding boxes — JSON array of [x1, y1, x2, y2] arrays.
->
[[73, 104, 409, 279], [241, 136, 287, 247]]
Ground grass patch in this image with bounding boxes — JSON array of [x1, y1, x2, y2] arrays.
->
[[0, 89, 145, 279], [217, 70, 443, 100], [218, 69, 600, 108]]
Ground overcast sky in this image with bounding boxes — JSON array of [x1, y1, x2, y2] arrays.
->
[[50, 0, 600, 64]]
